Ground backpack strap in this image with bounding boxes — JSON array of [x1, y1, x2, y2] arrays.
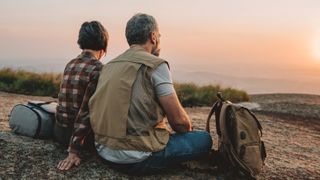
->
[[28, 101, 57, 114], [218, 103, 232, 143], [205, 101, 220, 133], [28, 101, 55, 107], [206, 92, 225, 134]]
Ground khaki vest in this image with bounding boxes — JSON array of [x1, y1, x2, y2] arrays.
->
[[89, 46, 170, 152]]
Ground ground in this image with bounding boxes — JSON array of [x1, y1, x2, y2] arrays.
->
[[0, 91, 320, 179]]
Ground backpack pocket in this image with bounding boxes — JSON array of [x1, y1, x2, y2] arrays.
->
[[240, 142, 263, 175], [9, 104, 40, 137]]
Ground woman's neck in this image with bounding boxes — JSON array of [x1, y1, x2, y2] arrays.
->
[[82, 49, 102, 60]]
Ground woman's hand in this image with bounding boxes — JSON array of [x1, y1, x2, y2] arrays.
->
[[57, 152, 81, 171]]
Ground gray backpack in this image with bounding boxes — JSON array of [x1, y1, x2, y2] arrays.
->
[[206, 93, 266, 179], [9, 101, 57, 138]]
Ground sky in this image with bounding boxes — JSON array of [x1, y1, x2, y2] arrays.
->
[[1, 0, 320, 94]]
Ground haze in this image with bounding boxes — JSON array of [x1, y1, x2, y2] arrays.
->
[[1, 0, 320, 94]]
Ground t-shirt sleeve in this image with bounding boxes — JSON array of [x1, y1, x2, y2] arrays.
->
[[151, 63, 175, 97]]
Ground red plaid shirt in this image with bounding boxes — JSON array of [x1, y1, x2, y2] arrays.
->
[[56, 51, 102, 153]]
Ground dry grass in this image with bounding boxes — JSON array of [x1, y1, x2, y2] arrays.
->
[[0, 68, 61, 96]]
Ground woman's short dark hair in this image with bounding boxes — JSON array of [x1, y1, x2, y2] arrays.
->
[[77, 21, 108, 52]]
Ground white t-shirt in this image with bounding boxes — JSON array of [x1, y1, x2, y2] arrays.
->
[[96, 63, 175, 164]]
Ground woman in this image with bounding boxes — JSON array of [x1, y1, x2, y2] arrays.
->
[[55, 21, 109, 171]]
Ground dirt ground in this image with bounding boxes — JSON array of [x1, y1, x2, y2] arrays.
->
[[0, 92, 319, 179]]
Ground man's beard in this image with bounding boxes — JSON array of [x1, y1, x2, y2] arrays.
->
[[151, 47, 160, 57]]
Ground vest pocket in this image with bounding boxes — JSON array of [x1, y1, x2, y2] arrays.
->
[[154, 128, 170, 145]]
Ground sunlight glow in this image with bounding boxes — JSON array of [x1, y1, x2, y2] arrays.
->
[[312, 34, 320, 61]]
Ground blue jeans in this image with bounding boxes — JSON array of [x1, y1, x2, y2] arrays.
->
[[124, 131, 213, 175]]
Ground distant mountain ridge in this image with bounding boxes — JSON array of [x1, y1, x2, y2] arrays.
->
[[172, 70, 320, 95], [1, 60, 319, 95]]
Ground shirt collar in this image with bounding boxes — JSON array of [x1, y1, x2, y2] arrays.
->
[[77, 51, 97, 60]]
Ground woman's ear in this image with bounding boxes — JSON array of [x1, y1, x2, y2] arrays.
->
[[98, 50, 104, 59]]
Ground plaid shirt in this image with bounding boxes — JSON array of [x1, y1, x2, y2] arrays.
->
[[56, 51, 102, 153]]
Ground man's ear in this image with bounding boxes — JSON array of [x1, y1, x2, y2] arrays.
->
[[150, 32, 157, 45]]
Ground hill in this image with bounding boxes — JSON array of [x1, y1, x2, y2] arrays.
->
[[0, 92, 319, 179], [171, 70, 320, 95]]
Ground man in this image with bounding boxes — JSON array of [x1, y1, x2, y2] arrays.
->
[[55, 21, 109, 171], [89, 13, 212, 174]]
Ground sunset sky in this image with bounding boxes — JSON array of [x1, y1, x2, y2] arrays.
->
[[1, 0, 320, 94]]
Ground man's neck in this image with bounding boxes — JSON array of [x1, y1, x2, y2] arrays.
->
[[130, 44, 152, 54]]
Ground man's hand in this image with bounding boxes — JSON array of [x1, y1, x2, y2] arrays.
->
[[57, 152, 81, 171]]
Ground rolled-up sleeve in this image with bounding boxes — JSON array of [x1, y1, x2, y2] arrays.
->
[[151, 63, 175, 97]]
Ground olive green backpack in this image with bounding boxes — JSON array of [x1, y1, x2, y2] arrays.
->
[[206, 93, 267, 179]]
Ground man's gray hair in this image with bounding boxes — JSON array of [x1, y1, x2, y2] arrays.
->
[[125, 13, 158, 46]]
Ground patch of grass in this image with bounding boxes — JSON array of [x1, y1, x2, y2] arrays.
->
[[0, 68, 61, 97], [174, 82, 249, 107], [0, 68, 249, 106]]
